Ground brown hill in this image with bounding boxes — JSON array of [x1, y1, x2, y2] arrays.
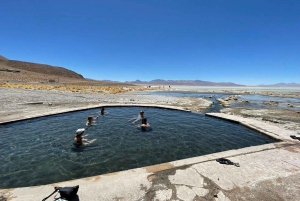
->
[[0, 55, 135, 86], [6, 60, 83, 79], [0, 55, 85, 83], [0, 55, 8, 61]]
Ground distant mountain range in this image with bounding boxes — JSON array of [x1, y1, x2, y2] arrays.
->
[[125, 79, 244, 86], [123, 79, 300, 87]]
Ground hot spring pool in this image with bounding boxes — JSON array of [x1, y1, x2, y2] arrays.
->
[[0, 107, 275, 188]]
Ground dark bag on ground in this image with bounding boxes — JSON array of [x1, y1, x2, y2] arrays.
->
[[42, 185, 79, 201]]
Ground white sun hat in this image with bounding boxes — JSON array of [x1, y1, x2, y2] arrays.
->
[[76, 128, 85, 135]]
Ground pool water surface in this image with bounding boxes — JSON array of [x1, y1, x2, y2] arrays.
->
[[1, 107, 275, 188]]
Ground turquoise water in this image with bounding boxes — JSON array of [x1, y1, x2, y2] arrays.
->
[[1, 107, 275, 188]]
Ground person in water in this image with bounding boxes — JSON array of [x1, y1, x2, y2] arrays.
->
[[100, 107, 108, 116], [74, 128, 88, 146], [86, 116, 98, 126], [139, 118, 150, 131], [129, 110, 144, 124]]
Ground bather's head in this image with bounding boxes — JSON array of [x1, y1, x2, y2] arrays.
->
[[76, 128, 85, 136]]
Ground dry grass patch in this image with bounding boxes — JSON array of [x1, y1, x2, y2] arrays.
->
[[0, 82, 147, 94]]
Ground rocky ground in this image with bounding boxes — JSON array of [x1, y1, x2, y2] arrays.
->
[[214, 94, 300, 134], [221, 108, 300, 132], [201, 88, 300, 98]]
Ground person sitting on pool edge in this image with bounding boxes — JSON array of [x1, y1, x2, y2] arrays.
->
[[139, 118, 150, 131], [74, 128, 88, 146], [86, 116, 98, 126]]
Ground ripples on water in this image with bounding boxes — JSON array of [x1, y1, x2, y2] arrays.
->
[[1, 107, 275, 188]]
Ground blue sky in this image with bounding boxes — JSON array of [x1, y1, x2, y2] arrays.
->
[[0, 0, 299, 85]]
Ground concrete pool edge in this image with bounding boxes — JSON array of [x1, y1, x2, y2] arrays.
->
[[1, 106, 300, 200], [205, 112, 296, 141]]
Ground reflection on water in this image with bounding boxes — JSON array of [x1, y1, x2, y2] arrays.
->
[[0, 107, 275, 188]]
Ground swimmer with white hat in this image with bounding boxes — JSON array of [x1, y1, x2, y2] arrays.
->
[[74, 128, 88, 145]]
